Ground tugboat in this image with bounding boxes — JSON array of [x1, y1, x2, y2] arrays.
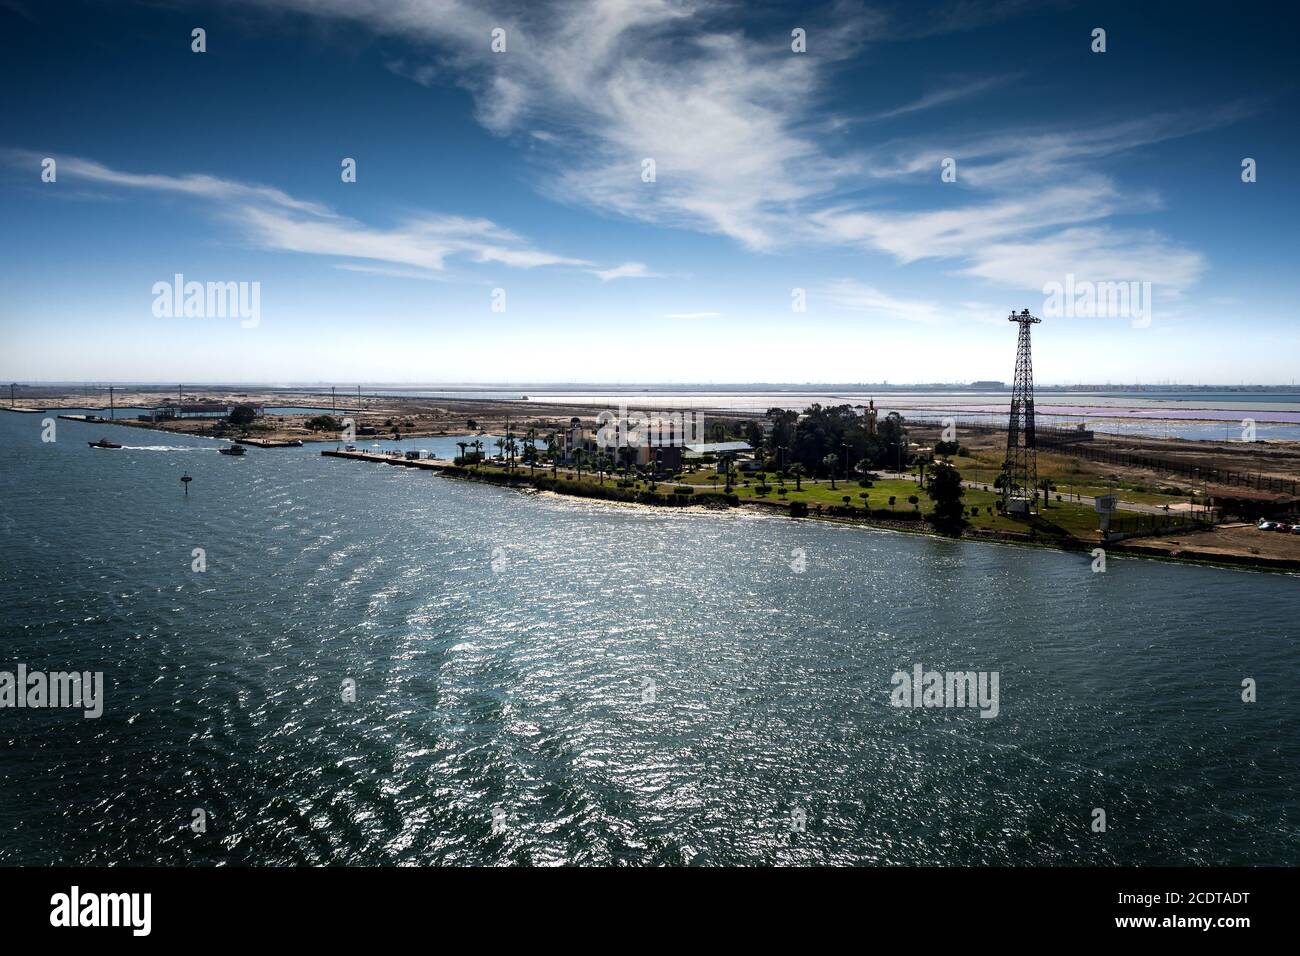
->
[[88, 438, 122, 449], [218, 443, 246, 456]]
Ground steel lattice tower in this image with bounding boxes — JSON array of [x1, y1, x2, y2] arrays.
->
[[1002, 309, 1041, 514]]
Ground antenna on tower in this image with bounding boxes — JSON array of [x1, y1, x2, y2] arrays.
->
[[1001, 309, 1042, 515]]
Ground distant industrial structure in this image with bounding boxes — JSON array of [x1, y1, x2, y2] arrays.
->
[[1002, 309, 1042, 514]]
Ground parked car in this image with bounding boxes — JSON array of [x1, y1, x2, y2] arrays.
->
[[1274, 523, 1292, 532], [1258, 521, 1276, 531]]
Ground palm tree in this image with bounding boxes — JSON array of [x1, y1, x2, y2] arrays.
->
[[526, 428, 538, 475], [472, 439, 484, 470], [494, 436, 506, 465], [789, 462, 805, 491], [823, 454, 839, 490], [574, 449, 587, 481], [547, 434, 559, 477], [1037, 478, 1054, 508], [916, 454, 934, 488], [456, 440, 468, 463]]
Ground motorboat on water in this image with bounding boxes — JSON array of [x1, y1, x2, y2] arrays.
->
[[88, 438, 122, 449], [218, 444, 246, 456]]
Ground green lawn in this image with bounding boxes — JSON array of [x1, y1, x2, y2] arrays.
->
[[689, 472, 1104, 539], [470, 459, 1110, 541]]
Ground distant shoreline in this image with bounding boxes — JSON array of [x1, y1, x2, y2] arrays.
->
[[13, 400, 1299, 573]]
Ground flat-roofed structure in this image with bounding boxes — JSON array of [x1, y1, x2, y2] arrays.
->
[[1207, 487, 1299, 520], [683, 441, 752, 457]]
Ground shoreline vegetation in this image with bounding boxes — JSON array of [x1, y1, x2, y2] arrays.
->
[[9, 390, 1299, 573], [324, 450, 1300, 575]]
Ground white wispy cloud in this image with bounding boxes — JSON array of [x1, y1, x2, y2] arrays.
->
[[808, 109, 1225, 294], [818, 279, 996, 326], [859, 74, 1017, 123], [238, 205, 591, 271], [856, 107, 1251, 189], [810, 179, 1133, 264], [244, 0, 871, 251], [956, 227, 1205, 295], [333, 263, 449, 281], [385, 57, 437, 87], [241, 0, 1236, 307], [592, 261, 662, 281], [47, 153, 334, 217], [11, 150, 604, 276]]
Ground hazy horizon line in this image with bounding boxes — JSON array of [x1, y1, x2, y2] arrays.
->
[[6, 381, 1297, 391]]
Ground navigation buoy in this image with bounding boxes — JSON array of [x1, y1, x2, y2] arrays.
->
[[181, 472, 193, 496]]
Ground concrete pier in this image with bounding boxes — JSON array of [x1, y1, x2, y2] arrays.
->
[[321, 449, 456, 471]]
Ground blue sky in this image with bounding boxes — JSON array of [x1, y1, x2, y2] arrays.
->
[[1, 0, 1296, 384]]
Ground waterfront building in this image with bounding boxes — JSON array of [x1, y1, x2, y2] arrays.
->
[[560, 416, 688, 470], [1208, 488, 1299, 521]]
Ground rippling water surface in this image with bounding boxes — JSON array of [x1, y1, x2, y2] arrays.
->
[[1, 411, 1297, 866]]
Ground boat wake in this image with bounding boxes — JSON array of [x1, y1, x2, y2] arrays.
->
[[121, 445, 216, 452]]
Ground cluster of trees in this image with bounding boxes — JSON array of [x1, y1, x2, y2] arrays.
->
[[762, 404, 908, 478], [228, 403, 258, 427], [305, 414, 343, 431], [926, 460, 966, 528]]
